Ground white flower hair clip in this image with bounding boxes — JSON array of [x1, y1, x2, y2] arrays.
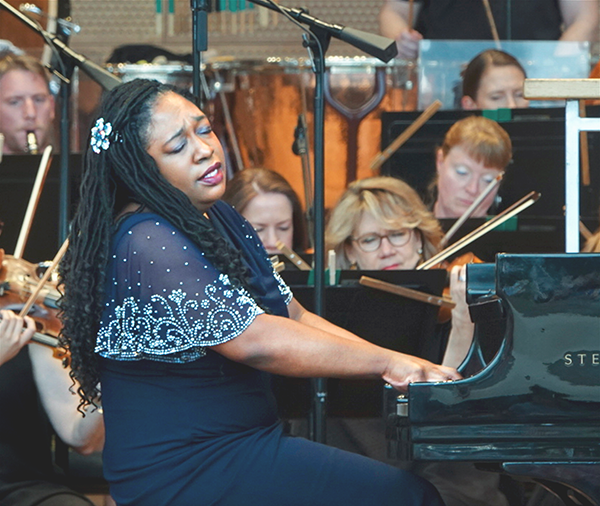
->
[[90, 118, 113, 154]]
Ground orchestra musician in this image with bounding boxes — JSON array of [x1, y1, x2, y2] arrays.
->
[[379, 0, 600, 60], [0, 306, 105, 505], [0, 44, 107, 502], [461, 49, 529, 110], [0, 54, 55, 155], [58, 79, 460, 506], [325, 176, 513, 506], [325, 176, 473, 369], [222, 167, 308, 255], [430, 116, 512, 219], [583, 207, 600, 252]]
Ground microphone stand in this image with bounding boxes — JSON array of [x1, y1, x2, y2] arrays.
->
[[246, 0, 397, 444], [292, 114, 314, 249], [57, 64, 73, 244], [0, 1, 120, 91], [190, 0, 210, 108], [0, 0, 121, 245]]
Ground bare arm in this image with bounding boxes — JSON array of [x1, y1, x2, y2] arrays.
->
[[28, 344, 104, 455], [442, 266, 475, 369], [213, 311, 461, 392], [379, 0, 424, 59], [286, 297, 367, 344], [559, 0, 599, 42], [287, 270, 475, 370]]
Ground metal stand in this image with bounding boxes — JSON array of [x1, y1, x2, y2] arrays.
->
[[190, 0, 209, 108], [304, 26, 329, 444], [244, 0, 396, 443], [58, 65, 73, 242]]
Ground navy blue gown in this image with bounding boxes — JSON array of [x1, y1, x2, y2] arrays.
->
[[97, 202, 444, 506]]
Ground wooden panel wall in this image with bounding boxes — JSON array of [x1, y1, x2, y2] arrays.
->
[[0, 0, 49, 55]]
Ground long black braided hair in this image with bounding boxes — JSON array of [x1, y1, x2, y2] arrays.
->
[[59, 79, 259, 410]]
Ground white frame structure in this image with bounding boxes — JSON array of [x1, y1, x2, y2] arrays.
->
[[524, 78, 600, 252]]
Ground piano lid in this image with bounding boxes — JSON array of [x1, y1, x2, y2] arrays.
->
[[394, 254, 600, 463]]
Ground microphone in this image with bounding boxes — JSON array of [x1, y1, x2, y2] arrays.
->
[[19, 2, 81, 35]]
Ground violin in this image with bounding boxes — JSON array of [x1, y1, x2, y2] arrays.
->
[[0, 144, 69, 363], [0, 251, 67, 364]]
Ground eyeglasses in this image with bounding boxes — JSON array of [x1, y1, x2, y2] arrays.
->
[[351, 228, 413, 253]]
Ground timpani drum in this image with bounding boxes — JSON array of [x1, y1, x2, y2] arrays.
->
[[208, 56, 417, 209], [105, 62, 196, 89]]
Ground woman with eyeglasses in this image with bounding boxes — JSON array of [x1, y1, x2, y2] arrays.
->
[[325, 176, 472, 367], [325, 175, 512, 506]]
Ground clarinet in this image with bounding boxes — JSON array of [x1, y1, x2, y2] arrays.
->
[[26, 131, 39, 154]]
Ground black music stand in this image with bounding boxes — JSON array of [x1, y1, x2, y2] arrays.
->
[[274, 269, 447, 419], [0, 154, 82, 262], [380, 106, 600, 219]]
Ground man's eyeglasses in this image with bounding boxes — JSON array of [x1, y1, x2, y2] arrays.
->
[[351, 228, 413, 253]]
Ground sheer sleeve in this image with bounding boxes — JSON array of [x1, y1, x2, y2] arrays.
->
[[96, 215, 264, 362]]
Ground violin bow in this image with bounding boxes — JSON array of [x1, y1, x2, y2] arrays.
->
[[481, 0, 501, 49], [18, 238, 68, 319], [13, 145, 53, 259], [369, 100, 442, 173], [440, 172, 504, 247], [359, 275, 455, 309], [418, 191, 540, 270], [407, 0, 415, 30]]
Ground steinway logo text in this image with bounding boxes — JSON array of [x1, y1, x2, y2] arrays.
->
[[563, 352, 600, 367]]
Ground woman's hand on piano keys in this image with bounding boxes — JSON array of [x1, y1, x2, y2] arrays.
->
[[382, 353, 462, 392]]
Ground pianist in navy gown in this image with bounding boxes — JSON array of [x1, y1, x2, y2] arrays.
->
[[58, 79, 460, 506]]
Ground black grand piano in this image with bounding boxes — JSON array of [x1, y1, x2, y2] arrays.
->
[[386, 254, 600, 505]]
